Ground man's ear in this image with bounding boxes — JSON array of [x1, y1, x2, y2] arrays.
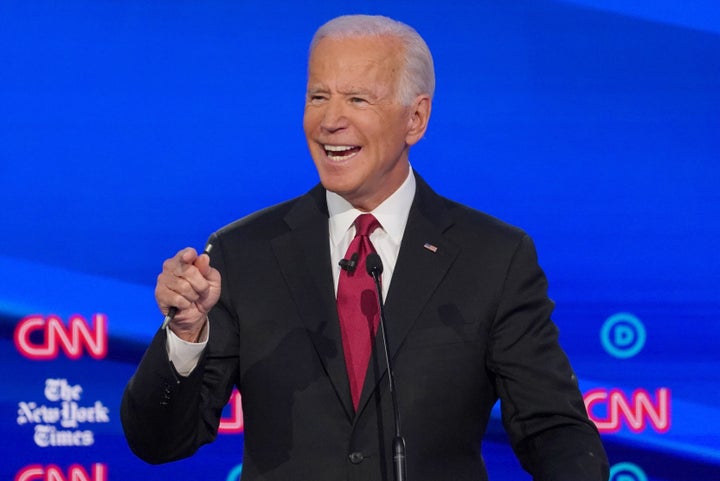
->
[[406, 95, 432, 146]]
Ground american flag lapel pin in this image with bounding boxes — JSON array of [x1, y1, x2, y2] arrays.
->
[[423, 242, 438, 253]]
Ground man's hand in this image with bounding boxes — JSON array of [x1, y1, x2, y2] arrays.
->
[[155, 247, 221, 342]]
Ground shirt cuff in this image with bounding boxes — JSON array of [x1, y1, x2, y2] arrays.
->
[[166, 319, 209, 377]]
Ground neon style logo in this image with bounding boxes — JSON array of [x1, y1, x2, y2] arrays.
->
[[15, 463, 107, 481], [584, 388, 671, 434], [14, 314, 108, 360], [600, 313, 646, 359]]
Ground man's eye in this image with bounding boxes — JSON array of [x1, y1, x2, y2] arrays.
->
[[350, 97, 367, 104], [309, 95, 327, 103]]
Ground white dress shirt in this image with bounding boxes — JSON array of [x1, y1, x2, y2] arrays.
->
[[327, 167, 416, 300], [167, 168, 417, 376]]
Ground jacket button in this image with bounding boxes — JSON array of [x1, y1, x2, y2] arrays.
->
[[348, 452, 364, 464]]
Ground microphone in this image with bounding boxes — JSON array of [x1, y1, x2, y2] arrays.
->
[[366, 253, 407, 481], [339, 252, 359, 273]]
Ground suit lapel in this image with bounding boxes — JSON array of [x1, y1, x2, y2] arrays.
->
[[268, 177, 460, 419], [270, 186, 355, 419], [357, 175, 460, 414]]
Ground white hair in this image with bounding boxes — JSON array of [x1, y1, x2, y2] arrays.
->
[[309, 14, 435, 105]]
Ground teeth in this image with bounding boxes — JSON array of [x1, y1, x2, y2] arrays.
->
[[323, 144, 360, 161], [324, 145, 356, 152]]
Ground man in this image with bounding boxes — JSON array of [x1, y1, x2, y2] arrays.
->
[[122, 14, 608, 481]]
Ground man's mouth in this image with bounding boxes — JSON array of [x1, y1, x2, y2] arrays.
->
[[323, 144, 361, 161]]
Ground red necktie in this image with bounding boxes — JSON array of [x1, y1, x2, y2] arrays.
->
[[337, 214, 381, 410]]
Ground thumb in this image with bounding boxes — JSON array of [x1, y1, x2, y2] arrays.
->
[[178, 247, 199, 265], [194, 251, 212, 277]]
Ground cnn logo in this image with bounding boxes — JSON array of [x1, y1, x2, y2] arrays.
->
[[15, 463, 107, 481], [14, 314, 108, 360], [585, 387, 671, 434]]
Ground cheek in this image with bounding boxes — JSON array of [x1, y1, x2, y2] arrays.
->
[[303, 109, 319, 135]]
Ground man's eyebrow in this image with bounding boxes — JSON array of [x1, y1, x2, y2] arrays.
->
[[305, 86, 328, 95], [306, 85, 329, 94], [305, 85, 380, 101], [339, 87, 378, 99]]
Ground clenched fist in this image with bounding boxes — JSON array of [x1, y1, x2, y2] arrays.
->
[[155, 247, 221, 342]]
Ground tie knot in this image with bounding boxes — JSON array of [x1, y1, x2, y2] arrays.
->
[[354, 214, 380, 237]]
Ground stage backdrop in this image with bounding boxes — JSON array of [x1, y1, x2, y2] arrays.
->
[[1, 1, 719, 480]]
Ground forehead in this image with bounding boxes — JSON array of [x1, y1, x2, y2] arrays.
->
[[307, 35, 404, 90]]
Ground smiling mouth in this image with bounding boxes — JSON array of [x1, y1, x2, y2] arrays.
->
[[323, 144, 361, 161]]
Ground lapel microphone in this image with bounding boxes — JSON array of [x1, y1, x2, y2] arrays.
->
[[366, 253, 407, 481], [339, 252, 359, 273]]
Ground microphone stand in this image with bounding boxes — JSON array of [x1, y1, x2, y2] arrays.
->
[[367, 254, 407, 481]]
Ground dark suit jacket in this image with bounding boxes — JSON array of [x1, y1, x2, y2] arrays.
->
[[121, 174, 608, 480]]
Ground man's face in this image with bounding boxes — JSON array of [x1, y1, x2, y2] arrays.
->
[[303, 35, 428, 211]]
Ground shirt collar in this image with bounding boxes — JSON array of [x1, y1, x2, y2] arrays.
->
[[327, 167, 416, 247]]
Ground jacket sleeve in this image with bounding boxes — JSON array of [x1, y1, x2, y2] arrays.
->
[[487, 234, 609, 481], [120, 234, 241, 464]]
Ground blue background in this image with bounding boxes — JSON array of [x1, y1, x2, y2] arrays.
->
[[1, 1, 719, 480]]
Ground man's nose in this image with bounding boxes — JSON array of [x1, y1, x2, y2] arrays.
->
[[320, 99, 350, 132]]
